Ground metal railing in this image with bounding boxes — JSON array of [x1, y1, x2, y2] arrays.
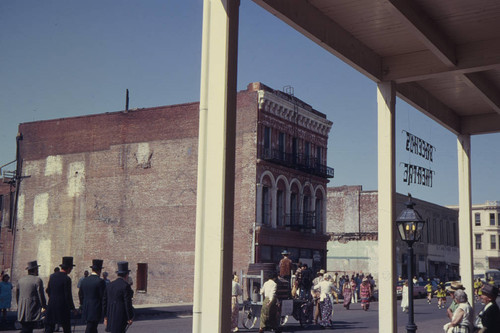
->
[[259, 146, 334, 178], [283, 212, 317, 230]]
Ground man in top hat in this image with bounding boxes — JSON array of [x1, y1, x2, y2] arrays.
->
[[446, 281, 466, 320], [474, 283, 500, 332], [16, 260, 47, 333], [79, 259, 106, 333], [45, 256, 76, 333], [278, 250, 292, 281], [103, 261, 134, 333]]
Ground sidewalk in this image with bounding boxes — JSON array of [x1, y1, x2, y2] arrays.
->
[[0, 303, 193, 331]]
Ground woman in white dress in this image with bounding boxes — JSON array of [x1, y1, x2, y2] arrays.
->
[[313, 274, 335, 328], [401, 280, 409, 312]]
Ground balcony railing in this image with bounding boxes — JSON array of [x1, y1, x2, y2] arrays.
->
[[259, 146, 334, 178], [283, 212, 317, 231]]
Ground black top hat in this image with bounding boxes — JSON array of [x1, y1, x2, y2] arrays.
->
[[90, 259, 104, 271], [60, 256, 76, 269], [481, 283, 499, 299], [26, 260, 41, 270], [116, 261, 131, 274]]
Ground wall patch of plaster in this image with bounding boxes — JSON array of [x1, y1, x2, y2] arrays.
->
[[37, 238, 51, 278], [135, 143, 153, 169], [17, 194, 25, 221], [45, 155, 63, 176], [68, 162, 85, 197], [33, 193, 49, 225]]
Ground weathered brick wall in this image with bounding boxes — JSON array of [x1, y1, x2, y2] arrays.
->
[[326, 186, 460, 280], [233, 89, 258, 276], [14, 103, 200, 304], [13, 86, 261, 305], [326, 185, 363, 234], [0, 182, 14, 274], [360, 191, 378, 233]]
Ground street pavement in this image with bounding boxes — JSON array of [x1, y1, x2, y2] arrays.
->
[[1, 298, 497, 332]]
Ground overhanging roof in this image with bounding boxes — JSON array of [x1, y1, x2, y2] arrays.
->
[[253, 0, 500, 135]]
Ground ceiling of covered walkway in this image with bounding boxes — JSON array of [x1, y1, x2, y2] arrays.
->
[[253, 0, 500, 136]]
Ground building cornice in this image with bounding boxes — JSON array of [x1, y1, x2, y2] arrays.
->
[[258, 90, 333, 137]]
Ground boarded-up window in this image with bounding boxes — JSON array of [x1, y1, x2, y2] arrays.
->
[[136, 263, 148, 292]]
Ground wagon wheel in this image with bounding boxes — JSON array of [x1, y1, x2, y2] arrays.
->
[[242, 306, 257, 329]]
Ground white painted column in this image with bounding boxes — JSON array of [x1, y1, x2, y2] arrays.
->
[[271, 187, 277, 228], [256, 183, 263, 226], [457, 134, 474, 305], [377, 81, 397, 333], [311, 193, 316, 233], [193, 1, 239, 332], [285, 190, 291, 227]]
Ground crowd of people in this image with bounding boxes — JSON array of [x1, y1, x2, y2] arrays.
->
[[244, 250, 500, 333], [248, 250, 377, 333], [3, 256, 134, 333], [398, 276, 500, 333]]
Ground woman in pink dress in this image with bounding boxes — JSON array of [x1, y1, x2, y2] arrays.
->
[[342, 279, 353, 309], [359, 278, 372, 311]]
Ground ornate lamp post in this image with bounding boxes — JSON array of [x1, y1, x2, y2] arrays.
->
[[396, 194, 425, 333]]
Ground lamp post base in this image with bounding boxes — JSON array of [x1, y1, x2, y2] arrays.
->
[[406, 323, 417, 333]]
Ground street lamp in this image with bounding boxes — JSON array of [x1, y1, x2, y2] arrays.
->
[[396, 194, 425, 333]]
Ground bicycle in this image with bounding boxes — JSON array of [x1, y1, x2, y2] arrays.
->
[[241, 300, 259, 329]]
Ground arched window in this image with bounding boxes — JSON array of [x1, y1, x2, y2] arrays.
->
[[303, 185, 312, 228], [260, 175, 273, 226], [290, 183, 300, 228], [276, 179, 286, 227], [315, 198, 323, 232], [262, 186, 271, 226]]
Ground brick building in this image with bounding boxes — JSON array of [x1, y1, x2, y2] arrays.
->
[[326, 185, 460, 282], [10, 82, 333, 304], [0, 179, 15, 275]]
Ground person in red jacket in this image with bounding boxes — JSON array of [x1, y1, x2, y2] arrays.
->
[[278, 250, 292, 281]]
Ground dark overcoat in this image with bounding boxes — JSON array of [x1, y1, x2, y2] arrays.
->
[[16, 274, 47, 322], [480, 301, 500, 332], [78, 274, 106, 322], [103, 278, 134, 333], [45, 271, 75, 325]]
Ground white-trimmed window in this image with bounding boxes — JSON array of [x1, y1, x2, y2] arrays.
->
[[475, 213, 481, 226], [475, 234, 482, 250]]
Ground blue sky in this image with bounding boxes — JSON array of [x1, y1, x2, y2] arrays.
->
[[1, 0, 498, 206]]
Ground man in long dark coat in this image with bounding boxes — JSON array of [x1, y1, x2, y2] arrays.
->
[[103, 261, 134, 333], [45, 256, 76, 333], [476, 283, 500, 332], [79, 259, 106, 333], [16, 260, 47, 333]]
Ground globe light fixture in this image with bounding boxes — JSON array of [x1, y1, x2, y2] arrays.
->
[[396, 194, 425, 333]]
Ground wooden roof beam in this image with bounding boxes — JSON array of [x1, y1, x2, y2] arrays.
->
[[461, 113, 500, 135], [383, 39, 500, 83], [396, 82, 461, 135], [384, 0, 456, 67], [462, 72, 500, 115], [252, 0, 382, 81]]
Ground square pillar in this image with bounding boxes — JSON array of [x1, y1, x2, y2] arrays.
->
[[377, 81, 397, 333], [193, 0, 240, 332], [457, 134, 474, 304]]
